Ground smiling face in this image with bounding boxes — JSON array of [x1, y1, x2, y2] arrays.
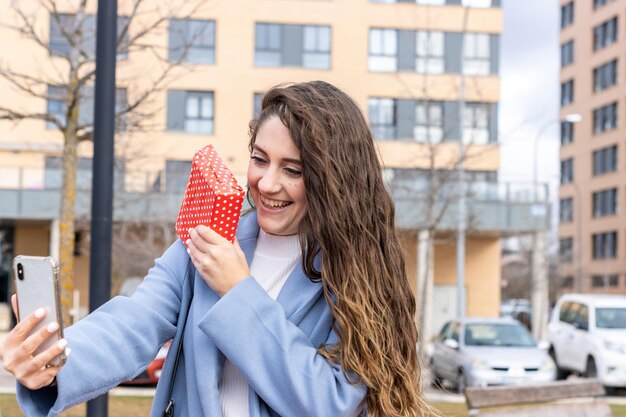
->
[[248, 116, 307, 236]]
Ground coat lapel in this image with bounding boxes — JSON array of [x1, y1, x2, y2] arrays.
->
[[239, 210, 324, 323]]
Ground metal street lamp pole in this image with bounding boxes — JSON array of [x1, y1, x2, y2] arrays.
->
[[87, 0, 117, 416], [530, 113, 580, 340], [456, 5, 470, 319]]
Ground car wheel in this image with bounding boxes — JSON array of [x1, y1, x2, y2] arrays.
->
[[429, 359, 443, 388], [585, 357, 597, 379], [549, 348, 569, 380], [456, 370, 467, 394]]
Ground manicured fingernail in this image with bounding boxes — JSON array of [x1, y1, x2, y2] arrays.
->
[[47, 322, 59, 333], [57, 339, 67, 349], [185, 239, 191, 245], [65, 348, 71, 357], [35, 308, 45, 318], [188, 228, 194, 235]]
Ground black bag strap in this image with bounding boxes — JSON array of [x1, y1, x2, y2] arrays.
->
[[163, 260, 195, 417]]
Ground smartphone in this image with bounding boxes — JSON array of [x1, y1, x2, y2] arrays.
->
[[13, 255, 67, 366]]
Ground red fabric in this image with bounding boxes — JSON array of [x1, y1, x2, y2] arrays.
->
[[176, 145, 245, 245]]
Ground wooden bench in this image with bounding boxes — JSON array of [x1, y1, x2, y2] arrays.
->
[[464, 379, 612, 417]]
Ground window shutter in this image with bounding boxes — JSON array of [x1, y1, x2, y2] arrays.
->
[[489, 103, 498, 143], [489, 34, 499, 75], [78, 86, 95, 127], [398, 30, 415, 72], [283, 25, 303, 67], [169, 19, 186, 62], [444, 32, 463, 73], [396, 99, 415, 139], [443, 101, 461, 141], [167, 90, 187, 131]]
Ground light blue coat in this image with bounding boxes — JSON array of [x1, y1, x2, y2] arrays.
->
[[17, 211, 367, 416]]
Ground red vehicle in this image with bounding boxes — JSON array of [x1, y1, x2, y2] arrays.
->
[[121, 340, 171, 386]]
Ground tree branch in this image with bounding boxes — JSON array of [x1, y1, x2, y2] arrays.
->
[[0, 106, 63, 130], [0, 67, 50, 99]]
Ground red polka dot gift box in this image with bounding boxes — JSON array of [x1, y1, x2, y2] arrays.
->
[[176, 145, 245, 245]]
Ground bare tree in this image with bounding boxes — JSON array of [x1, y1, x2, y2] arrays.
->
[[0, 0, 207, 323]]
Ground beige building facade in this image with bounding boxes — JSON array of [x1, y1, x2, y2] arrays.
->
[[0, 0, 546, 335], [559, 0, 626, 295]]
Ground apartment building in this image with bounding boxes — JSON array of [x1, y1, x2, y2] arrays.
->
[[559, 0, 626, 294], [0, 0, 547, 334]]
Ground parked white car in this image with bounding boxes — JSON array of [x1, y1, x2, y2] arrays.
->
[[547, 293, 626, 387]]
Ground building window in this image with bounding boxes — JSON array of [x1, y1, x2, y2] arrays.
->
[[593, 102, 618, 134], [253, 93, 263, 118], [594, 0, 615, 9], [370, 0, 494, 5], [560, 40, 574, 67], [255, 23, 282, 67], [368, 98, 396, 140], [592, 231, 618, 259], [560, 276, 574, 289], [370, 0, 445, 3], [593, 188, 617, 217], [593, 60, 617, 92], [463, 103, 489, 144], [592, 145, 617, 175], [184, 92, 214, 134], [417, 0, 446, 4], [560, 79, 574, 106], [461, 0, 492, 7], [49, 13, 129, 60], [303, 26, 331, 69], [561, 120, 574, 144], [561, 2, 574, 29], [166, 90, 214, 134], [169, 19, 216, 64], [463, 33, 490, 75], [560, 197, 573, 223], [47, 85, 127, 130], [369, 29, 398, 72], [560, 237, 573, 263], [254, 23, 331, 69], [165, 160, 192, 192], [591, 274, 619, 288], [561, 158, 574, 184], [593, 17, 618, 51], [415, 31, 444, 74], [414, 101, 443, 143], [47, 85, 67, 129]]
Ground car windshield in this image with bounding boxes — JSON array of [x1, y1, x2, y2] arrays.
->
[[596, 308, 626, 329], [464, 323, 536, 347]]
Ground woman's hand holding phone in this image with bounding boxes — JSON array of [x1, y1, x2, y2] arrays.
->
[[0, 294, 67, 390]]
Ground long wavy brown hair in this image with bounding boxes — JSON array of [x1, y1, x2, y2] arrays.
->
[[249, 81, 432, 417]]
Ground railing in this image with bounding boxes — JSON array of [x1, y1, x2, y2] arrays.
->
[[0, 167, 549, 233], [389, 179, 551, 233]]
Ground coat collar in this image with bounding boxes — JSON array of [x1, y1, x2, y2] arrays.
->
[[236, 211, 324, 322]]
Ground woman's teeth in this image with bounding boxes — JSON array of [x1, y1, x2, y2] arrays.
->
[[262, 198, 290, 209]]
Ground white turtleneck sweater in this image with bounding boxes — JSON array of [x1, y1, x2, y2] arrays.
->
[[219, 230, 301, 417]]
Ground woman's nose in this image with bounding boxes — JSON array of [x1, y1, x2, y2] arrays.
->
[[258, 171, 281, 194]]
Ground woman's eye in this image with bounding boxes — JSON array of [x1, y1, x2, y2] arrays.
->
[[284, 168, 302, 177], [251, 155, 267, 165]]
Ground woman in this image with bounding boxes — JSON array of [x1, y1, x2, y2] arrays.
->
[[2, 81, 431, 416]]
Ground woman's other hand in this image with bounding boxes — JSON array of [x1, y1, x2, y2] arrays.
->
[[0, 294, 66, 390], [187, 225, 250, 296]]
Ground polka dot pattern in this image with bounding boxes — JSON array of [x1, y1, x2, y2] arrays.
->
[[176, 145, 245, 245]]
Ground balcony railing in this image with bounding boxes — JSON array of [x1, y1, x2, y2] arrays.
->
[[0, 167, 549, 233], [390, 179, 550, 233]]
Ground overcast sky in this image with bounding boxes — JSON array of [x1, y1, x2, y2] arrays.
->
[[499, 0, 560, 188]]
